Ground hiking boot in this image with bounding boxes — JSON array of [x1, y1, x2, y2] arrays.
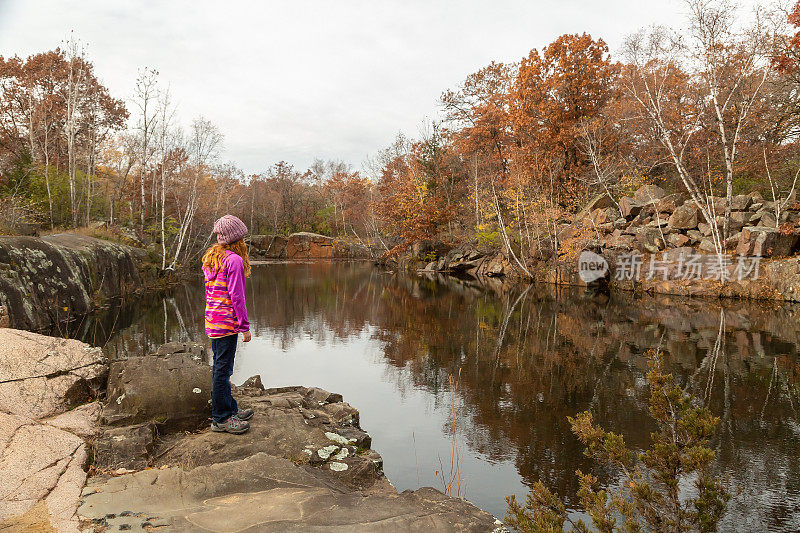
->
[[211, 416, 250, 434], [234, 408, 254, 421]]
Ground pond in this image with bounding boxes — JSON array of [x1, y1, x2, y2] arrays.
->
[[73, 261, 800, 531]]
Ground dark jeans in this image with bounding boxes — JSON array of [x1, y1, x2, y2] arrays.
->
[[211, 334, 239, 422]]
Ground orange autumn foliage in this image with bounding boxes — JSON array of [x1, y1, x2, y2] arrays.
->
[[510, 33, 619, 204]]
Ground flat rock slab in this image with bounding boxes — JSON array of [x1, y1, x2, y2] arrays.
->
[[0, 328, 106, 420], [0, 412, 89, 532], [78, 453, 500, 532], [82, 381, 499, 531], [155, 385, 385, 492]]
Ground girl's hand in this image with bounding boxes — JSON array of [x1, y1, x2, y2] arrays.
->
[[242, 331, 252, 342]]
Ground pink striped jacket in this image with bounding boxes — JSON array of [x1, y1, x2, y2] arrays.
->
[[203, 250, 249, 338]]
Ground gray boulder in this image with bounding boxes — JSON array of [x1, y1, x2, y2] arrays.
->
[[656, 193, 685, 214], [633, 184, 666, 204], [699, 238, 718, 254], [102, 352, 211, 431], [686, 229, 703, 243], [575, 193, 615, 220], [731, 194, 753, 211], [668, 204, 698, 230], [716, 215, 746, 233], [619, 196, 642, 219], [241, 374, 265, 390], [759, 211, 778, 228], [737, 226, 799, 257], [668, 233, 690, 248], [634, 227, 664, 254], [730, 211, 751, 228]]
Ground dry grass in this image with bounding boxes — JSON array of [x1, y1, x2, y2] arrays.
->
[[436, 368, 464, 498]]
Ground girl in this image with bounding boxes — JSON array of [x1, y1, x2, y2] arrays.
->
[[202, 214, 254, 434]]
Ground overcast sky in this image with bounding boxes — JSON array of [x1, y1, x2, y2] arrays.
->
[[0, 1, 758, 175]]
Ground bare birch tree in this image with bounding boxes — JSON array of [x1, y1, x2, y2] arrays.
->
[[622, 1, 777, 260], [64, 33, 86, 228], [688, 0, 772, 239], [133, 67, 159, 231], [156, 87, 177, 269], [169, 116, 222, 269]]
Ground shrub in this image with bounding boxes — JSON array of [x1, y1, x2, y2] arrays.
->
[[506, 349, 729, 532]]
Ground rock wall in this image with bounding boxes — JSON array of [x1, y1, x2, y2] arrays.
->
[[380, 241, 523, 284], [250, 232, 374, 260], [580, 186, 800, 257], [394, 186, 800, 301], [0, 233, 155, 331]]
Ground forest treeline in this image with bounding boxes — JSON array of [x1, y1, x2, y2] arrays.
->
[[3, 0, 800, 270]]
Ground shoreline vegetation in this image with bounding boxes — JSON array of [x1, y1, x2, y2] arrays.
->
[[5, 1, 800, 295]]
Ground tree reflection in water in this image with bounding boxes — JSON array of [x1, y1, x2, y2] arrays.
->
[[84, 262, 800, 531]]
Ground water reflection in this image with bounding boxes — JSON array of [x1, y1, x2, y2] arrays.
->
[[86, 261, 800, 531]]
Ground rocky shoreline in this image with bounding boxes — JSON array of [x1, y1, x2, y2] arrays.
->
[[0, 234, 160, 332], [384, 186, 800, 302], [0, 329, 502, 532], [249, 232, 377, 261]]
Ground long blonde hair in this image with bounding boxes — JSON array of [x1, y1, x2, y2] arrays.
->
[[202, 238, 251, 277]]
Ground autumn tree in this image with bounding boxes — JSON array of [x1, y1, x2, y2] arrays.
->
[[774, 0, 800, 79], [0, 44, 126, 230], [98, 132, 137, 226], [374, 131, 457, 252], [318, 161, 372, 237], [510, 33, 619, 206], [442, 62, 514, 227]]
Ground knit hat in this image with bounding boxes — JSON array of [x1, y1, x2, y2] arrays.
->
[[212, 215, 248, 245]]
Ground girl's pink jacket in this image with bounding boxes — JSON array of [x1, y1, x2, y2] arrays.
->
[[203, 250, 249, 338]]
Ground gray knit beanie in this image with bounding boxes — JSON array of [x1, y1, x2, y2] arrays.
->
[[212, 215, 248, 245]]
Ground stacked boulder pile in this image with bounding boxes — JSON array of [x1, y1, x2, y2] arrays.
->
[[577, 185, 800, 258], [408, 184, 800, 283], [400, 185, 800, 300]]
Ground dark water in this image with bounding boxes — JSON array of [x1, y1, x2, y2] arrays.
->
[[76, 262, 800, 530]]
